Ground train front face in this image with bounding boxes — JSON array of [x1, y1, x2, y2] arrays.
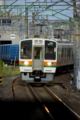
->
[[19, 39, 57, 83]]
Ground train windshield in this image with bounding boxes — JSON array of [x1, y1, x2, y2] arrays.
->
[[20, 40, 32, 59], [45, 41, 56, 60]]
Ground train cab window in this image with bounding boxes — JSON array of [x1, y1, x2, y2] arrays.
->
[[45, 41, 56, 60], [34, 47, 42, 60], [20, 40, 32, 59]]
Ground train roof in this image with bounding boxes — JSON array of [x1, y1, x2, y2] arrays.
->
[[20, 38, 57, 43], [19, 38, 73, 45], [57, 42, 73, 46], [53, 38, 73, 45]]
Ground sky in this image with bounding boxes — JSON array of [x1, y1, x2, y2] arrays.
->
[[1, 0, 73, 20]]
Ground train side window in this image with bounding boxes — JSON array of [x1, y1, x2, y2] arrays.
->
[[64, 48, 66, 58], [63, 48, 65, 58], [68, 48, 70, 57], [65, 48, 67, 58], [66, 48, 67, 58], [67, 48, 69, 58], [59, 48, 62, 59], [70, 48, 73, 58], [67, 48, 68, 58], [65, 48, 66, 58], [62, 48, 64, 58], [72, 48, 73, 58], [0, 20, 1, 25], [68, 48, 72, 58], [57, 48, 59, 59]]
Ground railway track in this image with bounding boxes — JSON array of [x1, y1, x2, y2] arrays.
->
[[12, 76, 20, 101], [12, 77, 55, 120], [28, 84, 55, 120], [12, 77, 79, 120]]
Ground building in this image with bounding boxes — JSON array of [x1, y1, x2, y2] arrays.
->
[[0, 0, 26, 44]]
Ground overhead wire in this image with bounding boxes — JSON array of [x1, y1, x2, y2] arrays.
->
[[1, 0, 77, 30], [12, 0, 39, 25]]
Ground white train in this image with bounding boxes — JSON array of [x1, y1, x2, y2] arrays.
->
[[19, 37, 73, 83]]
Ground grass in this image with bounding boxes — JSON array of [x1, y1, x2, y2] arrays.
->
[[0, 60, 20, 77]]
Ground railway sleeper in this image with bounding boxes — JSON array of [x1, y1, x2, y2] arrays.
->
[[53, 83, 65, 89]]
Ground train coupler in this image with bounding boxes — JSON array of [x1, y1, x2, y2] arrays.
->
[[34, 71, 41, 82]]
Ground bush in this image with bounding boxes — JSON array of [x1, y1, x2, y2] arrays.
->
[[5, 66, 9, 71], [4, 65, 12, 71], [0, 60, 4, 72], [0, 61, 20, 77]]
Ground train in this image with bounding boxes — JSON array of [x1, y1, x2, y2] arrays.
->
[[19, 37, 74, 83], [0, 36, 74, 83], [0, 44, 19, 65]]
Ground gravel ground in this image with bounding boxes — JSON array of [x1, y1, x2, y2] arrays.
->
[[50, 72, 80, 116], [0, 72, 80, 117]]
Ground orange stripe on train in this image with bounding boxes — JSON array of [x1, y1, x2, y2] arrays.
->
[[44, 62, 57, 66], [19, 61, 32, 65]]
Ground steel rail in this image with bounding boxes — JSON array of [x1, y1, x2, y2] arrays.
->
[[12, 76, 20, 101], [44, 85, 80, 120], [28, 84, 55, 120]]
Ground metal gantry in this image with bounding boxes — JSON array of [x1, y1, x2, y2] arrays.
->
[[0, 0, 80, 25], [0, 0, 79, 41], [0, 0, 78, 37]]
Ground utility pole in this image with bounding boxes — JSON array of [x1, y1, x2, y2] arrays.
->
[[69, 18, 72, 41], [73, 0, 80, 89], [19, 9, 23, 40], [32, 12, 35, 35], [46, 14, 48, 21], [25, 8, 28, 38]]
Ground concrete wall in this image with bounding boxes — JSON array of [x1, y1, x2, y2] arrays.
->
[[0, 30, 20, 44], [0, 15, 23, 44]]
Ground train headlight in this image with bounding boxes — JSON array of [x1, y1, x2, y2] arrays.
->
[[24, 61, 29, 65], [47, 62, 52, 66]]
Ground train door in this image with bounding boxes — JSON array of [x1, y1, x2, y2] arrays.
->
[[32, 46, 43, 71]]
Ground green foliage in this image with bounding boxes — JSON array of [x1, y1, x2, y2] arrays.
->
[[0, 60, 4, 72], [5, 66, 9, 71], [4, 65, 12, 71], [0, 61, 20, 77]]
